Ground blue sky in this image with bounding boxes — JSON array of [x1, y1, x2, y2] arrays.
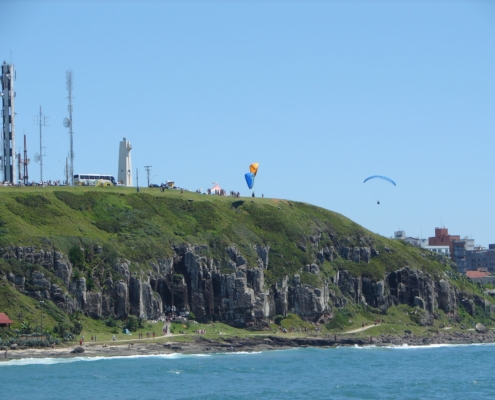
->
[[2, 1, 495, 246]]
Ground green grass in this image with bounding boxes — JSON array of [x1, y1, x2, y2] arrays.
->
[[0, 186, 492, 336], [0, 185, 439, 285]]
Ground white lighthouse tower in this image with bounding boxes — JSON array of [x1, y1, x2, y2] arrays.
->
[[118, 137, 132, 186]]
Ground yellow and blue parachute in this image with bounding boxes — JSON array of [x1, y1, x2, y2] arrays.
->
[[245, 163, 259, 189]]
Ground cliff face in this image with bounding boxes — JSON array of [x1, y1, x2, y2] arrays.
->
[[1, 245, 492, 327]]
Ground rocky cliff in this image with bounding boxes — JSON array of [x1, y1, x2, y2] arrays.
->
[[1, 243, 491, 328]]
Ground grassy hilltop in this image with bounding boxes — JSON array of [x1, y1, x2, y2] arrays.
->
[[0, 185, 452, 284]]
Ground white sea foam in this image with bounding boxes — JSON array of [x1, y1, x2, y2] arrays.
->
[[386, 342, 495, 350], [343, 342, 495, 350], [0, 353, 183, 367]]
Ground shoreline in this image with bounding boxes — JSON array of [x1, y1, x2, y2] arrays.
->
[[2, 330, 495, 362]]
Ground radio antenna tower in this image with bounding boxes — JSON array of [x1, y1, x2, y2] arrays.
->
[[17, 134, 29, 185], [65, 70, 74, 185], [1, 61, 16, 183], [34, 106, 48, 184]]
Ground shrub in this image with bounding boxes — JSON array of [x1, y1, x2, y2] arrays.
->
[[188, 311, 196, 321], [274, 315, 284, 325], [70, 311, 83, 335], [69, 246, 85, 269], [124, 316, 139, 332]]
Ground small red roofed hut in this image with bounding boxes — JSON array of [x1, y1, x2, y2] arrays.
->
[[0, 313, 13, 329], [210, 182, 222, 195]]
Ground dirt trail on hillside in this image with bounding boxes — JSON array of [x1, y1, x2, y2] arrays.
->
[[345, 324, 380, 334]]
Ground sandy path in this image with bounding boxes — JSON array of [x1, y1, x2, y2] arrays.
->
[[345, 324, 380, 334]]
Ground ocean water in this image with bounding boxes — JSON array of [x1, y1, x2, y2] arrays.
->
[[1, 344, 493, 399]]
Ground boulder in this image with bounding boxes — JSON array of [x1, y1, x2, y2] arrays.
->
[[475, 323, 487, 333], [70, 346, 85, 354]]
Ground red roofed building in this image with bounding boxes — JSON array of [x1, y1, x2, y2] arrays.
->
[[0, 313, 13, 329], [466, 270, 491, 279], [465, 269, 495, 285]]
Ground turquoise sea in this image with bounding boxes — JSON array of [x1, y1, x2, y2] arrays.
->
[[1, 344, 493, 399]]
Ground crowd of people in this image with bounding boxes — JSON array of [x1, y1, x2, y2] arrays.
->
[[204, 188, 241, 197], [1, 180, 67, 187]]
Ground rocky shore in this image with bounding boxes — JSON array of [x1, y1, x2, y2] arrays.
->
[[2, 330, 495, 362]]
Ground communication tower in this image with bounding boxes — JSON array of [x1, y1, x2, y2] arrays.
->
[[34, 106, 48, 184], [16, 135, 29, 184], [65, 70, 74, 185], [118, 137, 132, 186], [1, 61, 16, 183]]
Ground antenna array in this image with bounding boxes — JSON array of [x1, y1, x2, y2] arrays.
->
[[66, 70, 74, 185], [34, 106, 48, 184]]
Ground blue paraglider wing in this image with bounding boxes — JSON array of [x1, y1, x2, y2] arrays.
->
[[245, 172, 255, 189], [363, 175, 396, 186]]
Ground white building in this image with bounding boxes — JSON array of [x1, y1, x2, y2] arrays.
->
[[393, 231, 428, 248], [423, 246, 450, 257], [118, 137, 132, 186]]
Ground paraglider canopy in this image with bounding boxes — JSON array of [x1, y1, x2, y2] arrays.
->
[[364, 175, 396, 205], [249, 163, 259, 176], [245, 173, 255, 189], [363, 175, 396, 186]]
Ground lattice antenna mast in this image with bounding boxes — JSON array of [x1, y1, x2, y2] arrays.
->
[[66, 71, 74, 186], [34, 106, 48, 184]]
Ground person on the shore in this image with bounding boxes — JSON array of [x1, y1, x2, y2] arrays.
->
[[4, 349, 7, 358]]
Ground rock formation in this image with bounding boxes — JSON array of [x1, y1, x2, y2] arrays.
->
[[0, 244, 488, 328]]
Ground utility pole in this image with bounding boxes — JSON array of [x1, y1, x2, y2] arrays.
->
[[34, 107, 48, 184], [144, 165, 152, 187], [136, 168, 139, 192], [23, 135, 29, 185]]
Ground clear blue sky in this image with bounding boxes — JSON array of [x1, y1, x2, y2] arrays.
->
[[2, 1, 495, 246]]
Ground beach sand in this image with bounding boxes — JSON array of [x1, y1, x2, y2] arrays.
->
[[2, 329, 495, 361]]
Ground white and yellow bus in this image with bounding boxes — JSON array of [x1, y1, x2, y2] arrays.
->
[[73, 174, 117, 187]]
